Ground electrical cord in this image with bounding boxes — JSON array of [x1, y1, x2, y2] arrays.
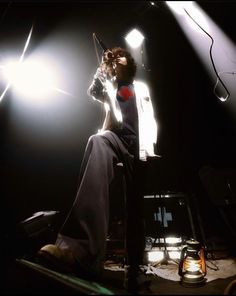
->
[[206, 259, 219, 271], [184, 8, 230, 102], [214, 71, 236, 101]]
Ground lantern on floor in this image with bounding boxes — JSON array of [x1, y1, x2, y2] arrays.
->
[[178, 239, 206, 286]]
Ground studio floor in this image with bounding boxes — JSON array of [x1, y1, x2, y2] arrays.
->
[[2, 256, 236, 295], [102, 257, 236, 295]]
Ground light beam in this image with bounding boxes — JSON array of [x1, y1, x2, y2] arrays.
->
[[0, 25, 33, 102]]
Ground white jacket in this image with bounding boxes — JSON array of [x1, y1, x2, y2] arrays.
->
[[88, 73, 158, 161]]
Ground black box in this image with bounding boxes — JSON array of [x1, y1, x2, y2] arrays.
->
[[17, 210, 61, 256]]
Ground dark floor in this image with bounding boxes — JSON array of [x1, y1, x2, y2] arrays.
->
[[2, 257, 236, 295]]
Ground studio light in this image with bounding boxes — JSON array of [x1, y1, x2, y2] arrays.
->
[[125, 28, 144, 49], [2, 58, 58, 99], [0, 24, 73, 103], [0, 25, 33, 102], [166, 1, 209, 33], [1, 54, 73, 102], [166, 1, 194, 15]]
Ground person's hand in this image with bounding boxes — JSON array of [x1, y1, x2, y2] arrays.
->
[[102, 50, 113, 63], [116, 56, 127, 66], [94, 66, 107, 84]]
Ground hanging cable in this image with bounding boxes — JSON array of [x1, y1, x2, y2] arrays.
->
[[213, 71, 236, 101], [184, 8, 230, 102]]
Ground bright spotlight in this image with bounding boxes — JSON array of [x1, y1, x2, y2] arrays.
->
[[2, 55, 73, 101], [0, 25, 33, 102], [3, 58, 58, 99], [166, 1, 194, 15], [166, 1, 232, 102], [166, 1, 209, 33], [0, 24, 73, 102], [125, 29, 144, 49], [183, 4, 209, 33]]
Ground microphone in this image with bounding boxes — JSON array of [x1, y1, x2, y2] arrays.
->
[[93, 33, 108, 52]]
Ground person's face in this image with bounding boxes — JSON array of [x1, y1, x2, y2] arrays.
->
[[113, 55, 128, 81]]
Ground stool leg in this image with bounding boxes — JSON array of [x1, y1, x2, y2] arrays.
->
[[106, 163, 127, 266]]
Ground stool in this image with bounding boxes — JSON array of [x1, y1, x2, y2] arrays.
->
[[106, 162, 127, 266]]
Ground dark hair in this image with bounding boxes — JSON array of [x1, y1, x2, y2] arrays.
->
[[103, 47, 137, 81]]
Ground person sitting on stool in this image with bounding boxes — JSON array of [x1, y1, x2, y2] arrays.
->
[[36, 46, 159, 293]]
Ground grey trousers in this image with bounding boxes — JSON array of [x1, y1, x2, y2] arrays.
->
[[56, 130, 145, 274]]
